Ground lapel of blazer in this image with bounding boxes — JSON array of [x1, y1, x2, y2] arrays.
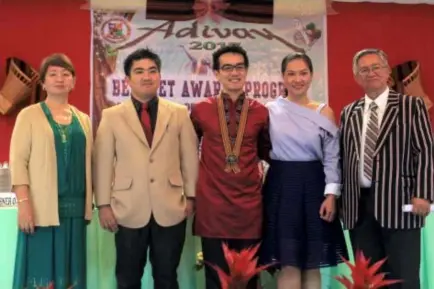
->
[[150, 98, 172, 154], [373, 90, 400, 156], [36, 103, 56, 151], [35, 103, 57, 163], [122, 98, 149, 147], [349, 97, 365, 159], [70, 106, 92, 194]]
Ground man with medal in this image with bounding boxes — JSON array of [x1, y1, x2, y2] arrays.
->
[[190, 44, 271, 289]]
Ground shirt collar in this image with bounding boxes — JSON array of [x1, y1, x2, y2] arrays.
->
[[364, 87, 389, 110], [131, 95, 158, 112], [221, 91, 246, 104]]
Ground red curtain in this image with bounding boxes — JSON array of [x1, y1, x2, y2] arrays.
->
[[0, 2, 433, 160]]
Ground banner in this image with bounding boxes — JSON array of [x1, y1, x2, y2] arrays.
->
[[0, 165, 12, 201], [90, 0, 328, 129]]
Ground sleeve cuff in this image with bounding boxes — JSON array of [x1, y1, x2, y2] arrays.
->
[[324, 183, 341, 197], [11, 174, 30, 186], [97, 204, 111, 209]]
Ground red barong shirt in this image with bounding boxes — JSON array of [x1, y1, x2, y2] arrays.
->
[[190, 94, 271, 239]]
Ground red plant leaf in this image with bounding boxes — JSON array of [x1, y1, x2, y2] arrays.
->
[[335, 276, 353, 289], [335, 250, 402, 289], [209, 242, 274, 287], [369, 272, 402, 289], [206, 262, 230, 289], [370, 272, 387, 285], [222, 243, 235, 266], [372, 279, 403, 288], [367, 258, 388, 276], [340, 254, 356, 271]]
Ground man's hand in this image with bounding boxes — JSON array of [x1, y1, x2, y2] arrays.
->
[[411, 197, 431, 217], [98, 206, 118, 232], [185, 199, 195, 217]]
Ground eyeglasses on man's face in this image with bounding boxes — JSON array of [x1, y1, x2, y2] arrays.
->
[[358, 64, 387, 76], [219, 63, 246, 73]]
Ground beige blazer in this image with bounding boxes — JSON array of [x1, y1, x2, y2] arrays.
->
[[93, 98, 199, 228], [9, 103, 93, 226]]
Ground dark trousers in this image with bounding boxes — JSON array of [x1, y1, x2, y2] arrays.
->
[[115, 216, 187, 289], [349, 188, 421, 289], [201, 237, 260, 289]]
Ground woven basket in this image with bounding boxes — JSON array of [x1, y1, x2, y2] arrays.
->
[[0, 57, 39, 115], [390, 60, 432, 110]]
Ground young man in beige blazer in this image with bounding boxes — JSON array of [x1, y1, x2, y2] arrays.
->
[[93, 48, 199, 289]]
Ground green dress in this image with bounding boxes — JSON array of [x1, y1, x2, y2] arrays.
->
[[13, 102, 87, 289]]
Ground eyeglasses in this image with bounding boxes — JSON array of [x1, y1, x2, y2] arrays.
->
[[358, 65, 387, 76], [220, 64, 246, 73]]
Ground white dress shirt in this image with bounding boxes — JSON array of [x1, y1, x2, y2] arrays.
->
[[359, 87, 389, 188]]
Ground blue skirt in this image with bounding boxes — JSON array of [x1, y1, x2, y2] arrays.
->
[[260, 160, 348, 270]]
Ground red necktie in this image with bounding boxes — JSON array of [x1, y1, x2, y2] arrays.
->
[[140, 103, 153, 146]]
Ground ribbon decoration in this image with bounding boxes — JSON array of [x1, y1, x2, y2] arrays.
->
[[192, 0, 230, 24], [145, 0, 274, 24]]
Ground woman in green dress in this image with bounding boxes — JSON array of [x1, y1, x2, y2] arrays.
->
[[10, 53, 93, 289]]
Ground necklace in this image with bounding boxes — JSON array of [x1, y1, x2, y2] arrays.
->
[[56, 124, 69, 143], [52, 109, 72, 143]]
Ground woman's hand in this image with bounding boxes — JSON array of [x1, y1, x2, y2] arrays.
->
[[319, 194, 336, 222], [18, 199, 35, 234]]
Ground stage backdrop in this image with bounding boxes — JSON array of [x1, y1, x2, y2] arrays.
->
[[90, 1, 328, 128], [88, 3, 343, 289]]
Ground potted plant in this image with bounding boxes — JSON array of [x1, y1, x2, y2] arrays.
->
[[206, 243, 274, 289], [335, 250, 402, 289]]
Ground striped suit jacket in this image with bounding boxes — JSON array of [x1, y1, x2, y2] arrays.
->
[[339, 90, 434, 230]]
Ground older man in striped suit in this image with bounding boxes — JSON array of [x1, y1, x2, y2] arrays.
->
[[339, 48, 434, 289]]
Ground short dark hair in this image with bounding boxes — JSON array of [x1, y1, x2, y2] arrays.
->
[[281, 53, 313, 74], [212, 44, 249, 71], [124, 48, 161, 77], [39, 53, 75, 83]]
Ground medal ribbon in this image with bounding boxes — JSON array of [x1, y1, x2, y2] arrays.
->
[[217, 93, 249, 173]]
